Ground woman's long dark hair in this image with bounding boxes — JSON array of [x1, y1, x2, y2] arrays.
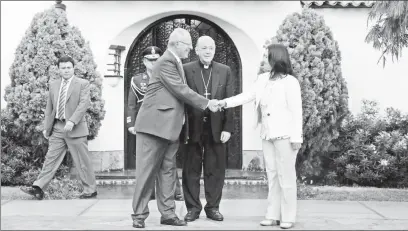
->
[[267, 44, 294, 76]]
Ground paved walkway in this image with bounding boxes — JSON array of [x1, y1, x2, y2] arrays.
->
[[2, 199, 408, 230]]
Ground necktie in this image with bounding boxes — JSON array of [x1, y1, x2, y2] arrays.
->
[[57, 80, 69, 120]]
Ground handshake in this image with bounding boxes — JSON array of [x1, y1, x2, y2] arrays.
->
[[207, 99, 227, 112]]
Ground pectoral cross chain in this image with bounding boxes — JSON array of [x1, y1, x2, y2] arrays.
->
[[201, 68, 212, 99], [204, 90, 211, 99]]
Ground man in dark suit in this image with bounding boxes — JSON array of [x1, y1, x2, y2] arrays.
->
[[131, 28, 220, 228], [127, 46, 183, 201], [21, 56, 97, 200], [182, 36, 234, 222]]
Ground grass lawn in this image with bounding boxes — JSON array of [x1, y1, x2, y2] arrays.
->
[[303, 185, 408, 202], [298, 185, 408, 202], [1, 186, 37, 200]]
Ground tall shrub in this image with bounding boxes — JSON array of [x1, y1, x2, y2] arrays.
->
[[260, 8, 349, 180], [1, 6, 105, 185], [328, 100, 408, 188]]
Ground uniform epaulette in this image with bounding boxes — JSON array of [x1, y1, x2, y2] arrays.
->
[[130, 73, 149, 103]]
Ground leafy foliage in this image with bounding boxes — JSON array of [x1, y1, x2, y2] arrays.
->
[[44, 170, 84, 199], [365, 1, 408, 67], [328, 100, 408, 188]]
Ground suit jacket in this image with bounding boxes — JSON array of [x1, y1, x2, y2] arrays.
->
[[44, 76, 90, 138], [183, 61, 234, 143], [134, 50, 209, 142]]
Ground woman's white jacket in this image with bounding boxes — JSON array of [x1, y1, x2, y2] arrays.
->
[[224, 72, 303, 143]]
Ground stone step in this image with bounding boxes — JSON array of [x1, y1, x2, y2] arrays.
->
[[94, 169, 266, 181], [96, 178, 267, 186]]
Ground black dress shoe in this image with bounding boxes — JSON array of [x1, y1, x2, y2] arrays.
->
[[79, 191, 97, 199], [175, 194, 184, 201], [132, 219, 145, 228], [160, 217, 187, 226], [20, 186, 44, 200], [184, 210, 200, 222], [206, 210, 224, 221]]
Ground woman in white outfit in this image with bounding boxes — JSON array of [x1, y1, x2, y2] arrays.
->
[[218, 44, 303, 229]]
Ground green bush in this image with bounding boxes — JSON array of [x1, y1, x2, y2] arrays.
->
[[1, 6, 105, 186], [260, 8, 349, 180], [1, 114, 72, 186], [328, 100, 408, 188], [246, 156, 264, 172], [43, 169, 84, 200], [297, 181, 319, 199]]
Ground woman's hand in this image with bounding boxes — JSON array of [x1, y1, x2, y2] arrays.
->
[[291, 142, 302, 150], [218, 100, 227, 109]]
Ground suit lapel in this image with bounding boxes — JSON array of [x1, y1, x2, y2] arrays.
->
[[178, 63, 186, 84], [66, 76, 78, 102], [192, 61, 205, 95], [211, 62, 220, 99], [53, 79, 62, 106]]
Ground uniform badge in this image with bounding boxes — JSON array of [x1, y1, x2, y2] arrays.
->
[[142, 75, 147, 80], [127, 117, 131, 123], [141, 82, 147, 91], [151, 47, 155, 54]]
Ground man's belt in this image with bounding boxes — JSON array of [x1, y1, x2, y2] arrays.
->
[[55, 118, 66, 123]]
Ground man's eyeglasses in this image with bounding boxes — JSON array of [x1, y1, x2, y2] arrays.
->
[[144, 58, 158, 62]]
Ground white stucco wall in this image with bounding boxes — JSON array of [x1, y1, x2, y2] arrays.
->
[[2, 1, 408, 158], [314, 8, 408, 114]]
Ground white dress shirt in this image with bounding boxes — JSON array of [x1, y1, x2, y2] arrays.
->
[[55, 76, 74, 119]]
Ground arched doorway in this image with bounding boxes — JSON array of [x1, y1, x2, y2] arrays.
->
[[124, 14, 242, 170]]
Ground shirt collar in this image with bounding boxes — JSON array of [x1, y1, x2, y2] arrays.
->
[[62, 75, 74, 84], [199, 61, 213, 69]]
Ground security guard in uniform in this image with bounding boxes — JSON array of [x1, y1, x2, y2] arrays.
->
[[127, 46, 184, 201]]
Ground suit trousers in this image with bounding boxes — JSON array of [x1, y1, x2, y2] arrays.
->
[[262, 138, 298, 223], [33, 120, 97, 194], [131, 132, 179, 221], [182, 128, 226, 213], [131, 133, 182, 198], [151, 170, 182, 197]]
